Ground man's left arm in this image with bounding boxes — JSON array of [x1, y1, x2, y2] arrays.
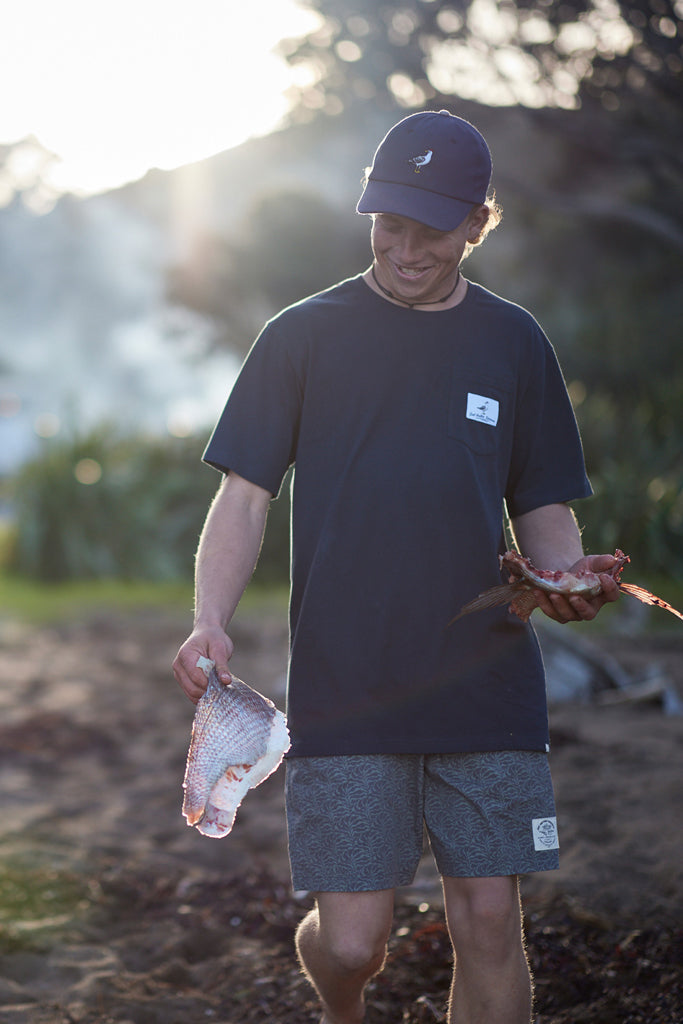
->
[[510, 503, 620, 623]]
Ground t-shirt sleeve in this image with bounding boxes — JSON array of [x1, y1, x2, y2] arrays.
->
[[505, 330, 592, 517], [202, 321, 303, 497]]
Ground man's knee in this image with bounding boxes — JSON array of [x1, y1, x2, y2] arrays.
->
[[314, 890, 394, 975], [321, 929, 388, 975], [443, 876, 523, 955]]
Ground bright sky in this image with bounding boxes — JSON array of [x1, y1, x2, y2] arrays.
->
[[0, 0, 318, 196]]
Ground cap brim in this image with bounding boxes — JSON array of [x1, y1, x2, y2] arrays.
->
[[356, 179, 474, 231]]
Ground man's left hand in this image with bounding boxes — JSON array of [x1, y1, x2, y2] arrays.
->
[[533, 553, 621, 624]]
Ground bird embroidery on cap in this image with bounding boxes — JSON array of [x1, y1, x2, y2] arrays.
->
[[409, 149, 432, 173]]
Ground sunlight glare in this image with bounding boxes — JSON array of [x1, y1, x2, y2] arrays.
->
[[0, 0, 320, 195]]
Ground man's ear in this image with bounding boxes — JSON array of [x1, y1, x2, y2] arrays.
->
[[467, 204, 490, 244]]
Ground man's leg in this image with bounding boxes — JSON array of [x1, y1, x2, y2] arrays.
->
[[442, 875, 532, 1024], [295, 889, 395, 1024]]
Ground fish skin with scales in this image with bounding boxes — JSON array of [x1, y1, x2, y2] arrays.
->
[[182, 660, 290, 838]]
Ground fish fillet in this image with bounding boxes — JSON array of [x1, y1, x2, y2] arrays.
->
[[450, 549, 683, 624], [182, 658, 290, 838]]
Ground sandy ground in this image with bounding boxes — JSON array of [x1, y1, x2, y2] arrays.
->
[[0, 606, 681, 1023]]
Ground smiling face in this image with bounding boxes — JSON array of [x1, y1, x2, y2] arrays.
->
[[369, 208, 489, 308]]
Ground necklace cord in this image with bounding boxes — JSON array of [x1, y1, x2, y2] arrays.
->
[[371, 265, 459, 309]]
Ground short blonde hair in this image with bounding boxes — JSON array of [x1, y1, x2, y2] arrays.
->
[[463, 194, 502, 259]]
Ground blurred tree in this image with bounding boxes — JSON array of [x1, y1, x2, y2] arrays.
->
[[280, 0, 683, 244], [168, 188, 369, 355], [282, 0, 682, 113]]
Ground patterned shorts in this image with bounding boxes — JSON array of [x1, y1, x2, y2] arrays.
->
[[285, 751, 559, 892]]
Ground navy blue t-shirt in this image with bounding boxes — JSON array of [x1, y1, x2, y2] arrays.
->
[[204, 275, 592, 757]]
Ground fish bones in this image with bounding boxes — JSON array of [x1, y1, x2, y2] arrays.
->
[[182, 658, 290, 838], [450, 549, 683, 625]]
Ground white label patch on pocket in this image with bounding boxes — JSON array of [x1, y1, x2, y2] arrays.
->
[[466, 392, 499, 427]]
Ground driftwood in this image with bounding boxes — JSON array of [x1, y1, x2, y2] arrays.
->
[[597, 674, 683, 714], [538, 620, 683, 714], [536, 619, 632, 702]]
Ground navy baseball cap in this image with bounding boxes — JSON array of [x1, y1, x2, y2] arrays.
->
[[357, 110, 492, 231]]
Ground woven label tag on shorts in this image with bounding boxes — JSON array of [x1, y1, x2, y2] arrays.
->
[[532, 816, 559, 851]]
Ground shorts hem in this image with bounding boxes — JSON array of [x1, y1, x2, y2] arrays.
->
[[437, 858, 560, 879], [290, 875, 417, 894]]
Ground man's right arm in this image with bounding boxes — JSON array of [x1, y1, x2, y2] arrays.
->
[[172, 470, 272, 703]]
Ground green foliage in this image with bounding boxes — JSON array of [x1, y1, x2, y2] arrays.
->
[[4, 428, 293, 585], [6, 430, 214, 582], [577, 396, 683, 574], [522, 211, 683, 575]]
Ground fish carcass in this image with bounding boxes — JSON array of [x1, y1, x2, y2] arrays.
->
[[182, 658, 290, 838], [450, 549, 683, 624]]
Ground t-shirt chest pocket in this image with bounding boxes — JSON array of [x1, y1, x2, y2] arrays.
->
[[447, 372, 512, 456]]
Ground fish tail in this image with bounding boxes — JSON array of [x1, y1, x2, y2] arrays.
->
[[449, 584, 520, 625], [618, 582, 683, 621]]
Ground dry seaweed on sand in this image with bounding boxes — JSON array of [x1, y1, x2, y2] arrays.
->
[[23, 864, 680, 1024]]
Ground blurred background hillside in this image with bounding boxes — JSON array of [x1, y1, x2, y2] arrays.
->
[[1, 0, 681, 590]]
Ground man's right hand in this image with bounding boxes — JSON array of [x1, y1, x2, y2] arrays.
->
[[172, 626, 235, 704]]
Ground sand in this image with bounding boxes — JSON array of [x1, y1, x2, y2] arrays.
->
[[0, 607, 681, 1023]]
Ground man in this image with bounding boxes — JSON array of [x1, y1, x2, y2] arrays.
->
[[173, 110, 620, 1024]]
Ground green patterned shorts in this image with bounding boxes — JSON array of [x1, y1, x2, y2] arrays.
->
[[285, 751, 559, 892]]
